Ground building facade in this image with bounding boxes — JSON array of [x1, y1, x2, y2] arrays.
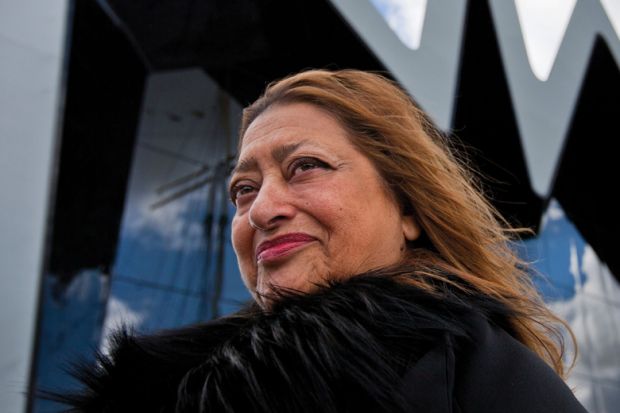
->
[[2, 1, 619, 412]]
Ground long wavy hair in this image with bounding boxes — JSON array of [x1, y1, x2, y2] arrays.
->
[[238, 69, 574, 377]]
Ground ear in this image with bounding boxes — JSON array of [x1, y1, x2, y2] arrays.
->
[[402, 215, 421, 241]]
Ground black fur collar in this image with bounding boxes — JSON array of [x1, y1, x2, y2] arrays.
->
[[52, 266, 512, 412]]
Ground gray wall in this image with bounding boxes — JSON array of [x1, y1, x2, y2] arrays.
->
[[0, 1, 69, 411]]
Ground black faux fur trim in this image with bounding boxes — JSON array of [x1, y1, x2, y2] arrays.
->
[[49, 266, 514, 412]]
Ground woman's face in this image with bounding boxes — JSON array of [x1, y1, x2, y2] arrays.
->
[[230, 102, 419, 303]]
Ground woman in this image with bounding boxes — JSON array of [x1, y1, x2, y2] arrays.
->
[[59, 69, 587, 412]]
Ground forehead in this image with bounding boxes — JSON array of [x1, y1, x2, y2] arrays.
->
[[239, 103, 350, 155]]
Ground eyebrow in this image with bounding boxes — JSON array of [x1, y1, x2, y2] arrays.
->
[[231, 140, 309, 175]]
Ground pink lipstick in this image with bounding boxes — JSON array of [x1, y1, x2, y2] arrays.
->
[[256, 233, 316, 263]]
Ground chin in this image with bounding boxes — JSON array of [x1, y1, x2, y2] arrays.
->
[[253, 275, 321, 308]]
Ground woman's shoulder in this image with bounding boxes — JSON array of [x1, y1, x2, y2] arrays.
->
[[399, 308, 587, 413]]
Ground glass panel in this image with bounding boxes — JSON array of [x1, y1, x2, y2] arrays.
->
[[522, 199, 620, 411], [103, 69, 249, 338]]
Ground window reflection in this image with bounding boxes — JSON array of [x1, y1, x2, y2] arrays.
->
[[522, 199, 620, 413]]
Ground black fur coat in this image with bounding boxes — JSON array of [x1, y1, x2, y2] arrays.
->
[[56, 267, 587, 412]]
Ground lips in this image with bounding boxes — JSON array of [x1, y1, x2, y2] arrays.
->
[[256, 233, 316, 263]]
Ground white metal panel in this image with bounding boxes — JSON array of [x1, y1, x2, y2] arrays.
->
[[0, 1, 69, 411]]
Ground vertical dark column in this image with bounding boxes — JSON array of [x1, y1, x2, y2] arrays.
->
[[48, 0, 147, 281], [452, 0, 543, 231], [552, 37, 620, 280]]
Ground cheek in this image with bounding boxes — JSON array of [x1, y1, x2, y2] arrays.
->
[[312, 183, 402, 260], [299, 185, 363, 246], [230, 216, 245, 255], [231, 216, 255, 281]]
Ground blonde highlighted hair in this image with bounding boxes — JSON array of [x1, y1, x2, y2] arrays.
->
[[239, 69, 574, 377]]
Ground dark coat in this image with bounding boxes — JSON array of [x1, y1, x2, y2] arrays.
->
[[56, 267, 587, 412]]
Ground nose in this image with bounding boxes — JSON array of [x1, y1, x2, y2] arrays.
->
[[248, 178, 295, 231]]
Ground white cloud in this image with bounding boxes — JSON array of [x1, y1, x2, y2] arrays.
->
[[515, 0, 577, 81], [549, 244, 620, 412], [122, 187, 219, 251], [99, 296, 145, 355], [546, 199, 565, 220], [540, 198, 565, 231], [601, 0, 620, 40], [370, 0, 427, 50]]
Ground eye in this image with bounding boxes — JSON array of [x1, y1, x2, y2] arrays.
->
[[229, 182, 257, 206], [289, 157, 329, 177]]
